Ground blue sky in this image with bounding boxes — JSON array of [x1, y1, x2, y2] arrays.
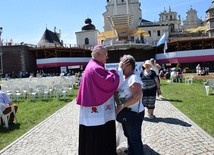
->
[[0, 0, 211, 45]]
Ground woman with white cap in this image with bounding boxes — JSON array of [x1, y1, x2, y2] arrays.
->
[[140, 60, 161, 119]]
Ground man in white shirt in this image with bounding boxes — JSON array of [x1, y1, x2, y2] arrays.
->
[[150, 58, 161, 76]]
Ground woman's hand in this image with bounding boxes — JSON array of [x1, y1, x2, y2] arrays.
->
[[118, 58, 129, 70], [157, 89, 161, 96]]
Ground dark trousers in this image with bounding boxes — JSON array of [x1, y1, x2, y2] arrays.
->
[[122, 110, 145, 155], [79, 120, 117, 155], [1, 104, 18, 124]]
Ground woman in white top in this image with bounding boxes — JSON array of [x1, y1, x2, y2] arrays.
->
[[116, 55, 145, 155]]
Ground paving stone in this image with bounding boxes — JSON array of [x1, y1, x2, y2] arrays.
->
[[0, 99, 214, 155]]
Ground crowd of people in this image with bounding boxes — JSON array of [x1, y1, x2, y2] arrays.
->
[[196, 64, 209, 76]]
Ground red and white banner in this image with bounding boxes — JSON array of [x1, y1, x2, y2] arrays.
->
[[36, 57, 91, 68], [156, 49, 214, 64]]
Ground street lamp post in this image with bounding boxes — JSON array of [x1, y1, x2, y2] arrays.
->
[[0, 27, 3, 76]]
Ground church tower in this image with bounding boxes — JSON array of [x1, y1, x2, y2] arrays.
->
[[183, 7, 202, 31], [159, 6, 181, 33], [206, 0, 214, 37], [103, 0, 142, 40], [75, 18, 98, 47]]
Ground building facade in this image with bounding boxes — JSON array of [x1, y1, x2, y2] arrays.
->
[[75, 18, 98, 47], [183, 8, 203, 31], [1, 45, 36, 77], [1, 0, 214, 76], [103, 0, 142, 31], [159, 7, 182, 33], [206, 0, 214, 37]]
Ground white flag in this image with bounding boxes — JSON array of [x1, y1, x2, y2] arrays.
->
[[157, 33, 168, 54], [157, 33, 167, 46]]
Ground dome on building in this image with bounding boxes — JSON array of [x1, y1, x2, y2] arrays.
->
[[81, 18, 96, 30]]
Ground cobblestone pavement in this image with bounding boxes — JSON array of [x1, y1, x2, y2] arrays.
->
[[0, 98, 214, 155]]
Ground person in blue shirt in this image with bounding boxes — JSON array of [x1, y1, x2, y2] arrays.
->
[[0, 85, 18, 125]]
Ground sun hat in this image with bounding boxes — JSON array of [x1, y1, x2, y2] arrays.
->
[[143, 60, 152, 68]]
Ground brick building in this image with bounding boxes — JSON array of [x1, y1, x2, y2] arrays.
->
[[1, 45, 36, 77]]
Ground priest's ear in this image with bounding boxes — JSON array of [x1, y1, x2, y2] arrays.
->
[[91, 50, 99, 59]]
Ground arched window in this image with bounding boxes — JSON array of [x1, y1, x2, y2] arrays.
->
[[157, 30, 160, 36], [85, 38, 89, 45], [169, 24, 175, 32], [148, 31, 151, 37]]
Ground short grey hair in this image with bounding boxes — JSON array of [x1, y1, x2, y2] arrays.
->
[[120, 54, 136, 70]]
